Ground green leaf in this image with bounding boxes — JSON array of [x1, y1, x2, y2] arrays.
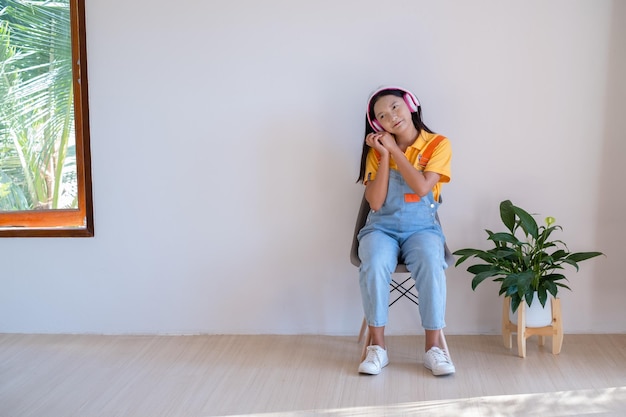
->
[[471, 270, 503, 290], [467, 264, 496, 274], [542, 273, 567, 282], [453, 248, 488, 257], [500, 200, 515, 233], [494, 248, 518, 263], [566, 252, 604, 263], [453, 255, 471, 267], [541, 225, 562, 243], [524, 288, 535, 306], [550, 249, 569, 261], [510, 295, 522, 313], [502, 271, 534, 289], [544, 280, 558, 297], [453, 248, 492, 267], [537, 287, 548, 307], [488, 232, 521, 246], [560, 258, 580, 271], [501, 285, 518, 297], [512, 205, 539, 239]]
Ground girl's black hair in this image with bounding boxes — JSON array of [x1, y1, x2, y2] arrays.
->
[[356, 89, 434, 183]]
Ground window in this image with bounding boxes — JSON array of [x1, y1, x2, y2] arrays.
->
[[0, 0, 92, 237]]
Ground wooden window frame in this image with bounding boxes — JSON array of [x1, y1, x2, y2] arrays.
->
[[0, 0, 93, 237]]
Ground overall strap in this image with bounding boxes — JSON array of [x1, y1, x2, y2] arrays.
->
[[417, 134, 453, 263], [418, 134, 445, 170]]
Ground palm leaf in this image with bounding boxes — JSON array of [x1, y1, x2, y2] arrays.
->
[[0, 0, 74, 210]]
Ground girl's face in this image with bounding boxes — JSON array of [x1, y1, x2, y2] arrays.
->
[[372, 95, 414, 135]]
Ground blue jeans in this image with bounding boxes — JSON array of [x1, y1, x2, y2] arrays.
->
[[357, 169, 448, 330]]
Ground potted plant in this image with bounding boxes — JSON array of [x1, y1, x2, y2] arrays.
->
[[453, 200, 604, 316]]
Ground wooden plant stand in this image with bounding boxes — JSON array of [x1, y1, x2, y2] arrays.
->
[[502, 296, 563, 358]]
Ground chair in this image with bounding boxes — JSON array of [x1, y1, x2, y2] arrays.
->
[[351, 195, 453, 360]]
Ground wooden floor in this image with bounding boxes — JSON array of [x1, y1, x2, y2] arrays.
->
[[1, 334, 625, 417]]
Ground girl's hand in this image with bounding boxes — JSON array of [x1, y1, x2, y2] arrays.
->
[[377, 132, 399, 152], [365, 132, 391, 157]]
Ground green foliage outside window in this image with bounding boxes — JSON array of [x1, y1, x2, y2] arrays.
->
[[0, 0, 76, 211]]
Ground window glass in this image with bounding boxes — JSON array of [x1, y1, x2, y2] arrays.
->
[[0, 0, 93, 237]]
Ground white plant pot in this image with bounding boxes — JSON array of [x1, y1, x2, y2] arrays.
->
[[509, 292, 553, 328]]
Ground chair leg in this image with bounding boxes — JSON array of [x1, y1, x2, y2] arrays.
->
[[357, 317, 367, 344], [358, 316, 373, 361], [360, 326, 372, 361]]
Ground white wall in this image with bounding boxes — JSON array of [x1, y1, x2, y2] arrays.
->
[[1, 0, 624, 335]]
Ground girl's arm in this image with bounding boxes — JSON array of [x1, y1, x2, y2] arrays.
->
[[378, 134, 441, 197], [391, 147, 441, 196], [364, 133, 390, 211]]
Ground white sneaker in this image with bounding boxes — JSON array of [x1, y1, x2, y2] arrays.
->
[[358, 345, 389, 375], [424, 347, 455, 376]]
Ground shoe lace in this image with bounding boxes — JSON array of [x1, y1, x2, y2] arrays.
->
[[364, 346, 382, 365], [429, 347, 451, 364]]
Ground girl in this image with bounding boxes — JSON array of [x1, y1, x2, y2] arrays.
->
[[356, 86, 455, 376]]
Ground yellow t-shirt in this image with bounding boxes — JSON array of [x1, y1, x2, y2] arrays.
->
[[364, 131, 452, 202]]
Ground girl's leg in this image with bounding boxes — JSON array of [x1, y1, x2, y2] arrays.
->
[[358, 230, 400, 347], [402, 231, 455, 375], [369, 326, 386, 349], [401, 231, 448, 347], [425, 329, 445, 352]]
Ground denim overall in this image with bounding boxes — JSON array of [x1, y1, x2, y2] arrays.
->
[[357, 169, 448, 329]]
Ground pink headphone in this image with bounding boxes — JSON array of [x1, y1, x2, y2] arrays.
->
[[366, 86, 420, 132]]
